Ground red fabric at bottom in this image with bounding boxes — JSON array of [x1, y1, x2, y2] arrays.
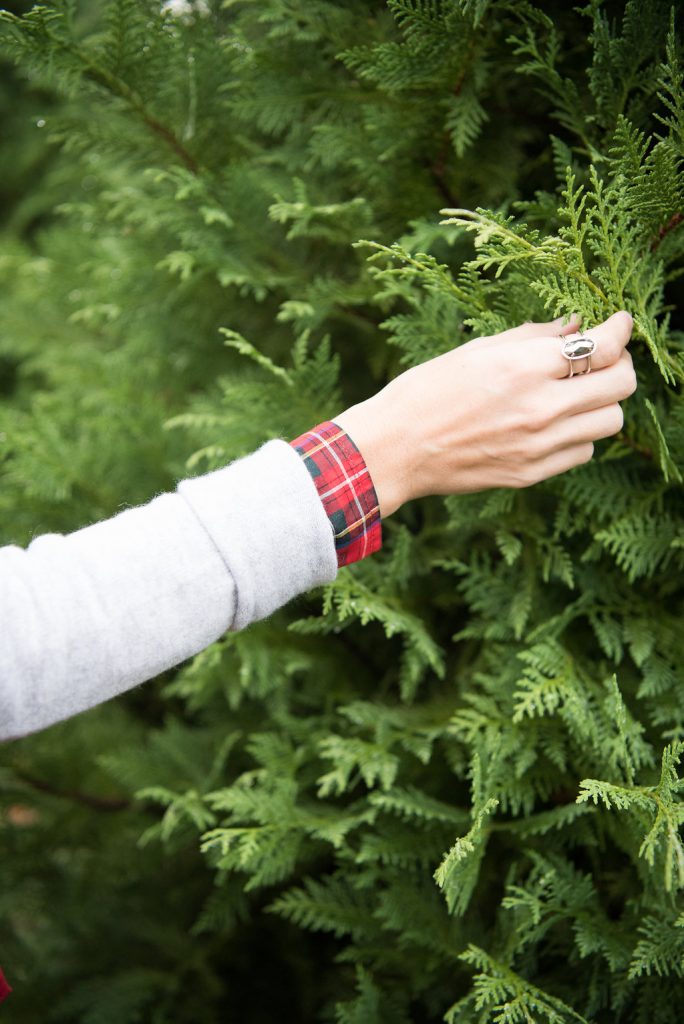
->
[[289, 420, 382, 566], [0, 967, 11, 1003]]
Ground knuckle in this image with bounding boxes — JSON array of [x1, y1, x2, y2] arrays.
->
[[603, 338, 622, 365], [605, 360, 637, 398], [510, 475, 528, 491], [624, 367, 638, 396], [616, 364, 637, 397], [523, 398, 554, 434], [524, 433, 546, 459], [504, 430, 537, 462], [610, 403, 625, 433], [498, 344, 525, 375], [511, 463, 538, 489]]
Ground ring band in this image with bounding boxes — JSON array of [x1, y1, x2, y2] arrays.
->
[[560, 335, 596, 378]]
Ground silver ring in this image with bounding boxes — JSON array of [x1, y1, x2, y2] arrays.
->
[[560, 335, 596, 378]]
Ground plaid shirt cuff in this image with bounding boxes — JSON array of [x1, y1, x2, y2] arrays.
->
[[289, 420, 382, 567]]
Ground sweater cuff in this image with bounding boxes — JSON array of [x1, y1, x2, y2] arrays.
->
[[177, 438, 338, 632], [288, 420, 382, 567]]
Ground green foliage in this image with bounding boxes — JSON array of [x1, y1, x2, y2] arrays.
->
[[1, 0, 684, 1021], [447, 944, 592, 1024]]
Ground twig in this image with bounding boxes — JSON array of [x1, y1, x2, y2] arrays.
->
[[650, 212, 683, 251], [14, 769, 130, 812]]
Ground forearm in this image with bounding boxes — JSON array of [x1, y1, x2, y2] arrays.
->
[[0, 439, 337, 740]]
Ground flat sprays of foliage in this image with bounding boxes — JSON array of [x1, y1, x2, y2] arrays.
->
[[0, 1, 683, 1021]]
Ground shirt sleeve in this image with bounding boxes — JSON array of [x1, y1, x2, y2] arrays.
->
[[288, 420, 382, 566], [0, 438, 337, 741]]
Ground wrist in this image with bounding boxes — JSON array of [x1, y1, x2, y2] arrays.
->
[[334, 391, 411, 519]]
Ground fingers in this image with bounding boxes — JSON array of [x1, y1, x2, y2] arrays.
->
[[505, 309, 632, 382], [480, 310, 632, 385], [549, 309, 634, 379], [518, 442, 595, 488], [536, 402, 625, 456], [396, 308, 637, 502], [551, 348, 637, 417]]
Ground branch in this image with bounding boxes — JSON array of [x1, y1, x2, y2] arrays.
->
[[618, 432, 654, 460], [650, 212, 683, 251], [80, 57, 201, 175], [14, 769, 131, 812], [6, 13, 203, 176], [429, 68, 469, 208]]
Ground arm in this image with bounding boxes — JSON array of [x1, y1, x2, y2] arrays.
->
[[0, 439, 338, 740], [0, 312, 635, 740]]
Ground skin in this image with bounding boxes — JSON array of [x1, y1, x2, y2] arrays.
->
[[334, 310, 637, 519]]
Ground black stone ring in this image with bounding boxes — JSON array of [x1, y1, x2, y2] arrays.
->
[[560, 335, 596, 378]]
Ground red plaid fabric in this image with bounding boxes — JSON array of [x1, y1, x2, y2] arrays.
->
[[289, 420, 382, 567], [0, 967, 11, 1004]]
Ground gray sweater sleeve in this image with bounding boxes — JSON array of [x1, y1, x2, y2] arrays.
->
[[0, 438, 338, 740]]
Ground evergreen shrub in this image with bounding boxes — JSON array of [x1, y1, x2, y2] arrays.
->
[[1, 1, 683, 1020]]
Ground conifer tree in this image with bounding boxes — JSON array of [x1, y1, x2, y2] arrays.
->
[[0, 1, 683, 1021]]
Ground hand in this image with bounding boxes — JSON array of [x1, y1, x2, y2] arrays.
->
[[334, 311, 636, 518]]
